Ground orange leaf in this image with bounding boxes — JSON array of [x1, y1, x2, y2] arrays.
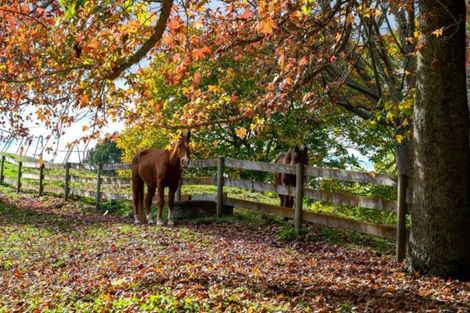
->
[[235, 127, 247, 138], [259, 18, 275, 35], [240, 9, 253, 20], [194, 19, 204, 29], [192, 72, 202, 86], [208, 85, 219, 93], [298, 56, 308, 66], [192, 46, 212, 60], [80, 94, 89, 107]]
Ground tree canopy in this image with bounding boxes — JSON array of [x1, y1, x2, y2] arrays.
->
[[84, 138, 122, 164]]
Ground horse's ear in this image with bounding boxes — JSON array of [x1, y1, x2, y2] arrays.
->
[[303, 146, 308, 153], [295, 145, 300, 153], [187, 131, 191, 140]]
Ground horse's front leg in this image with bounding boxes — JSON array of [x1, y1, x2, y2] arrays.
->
[[156, 184, 165, 226], [167, 186, 177, 226]]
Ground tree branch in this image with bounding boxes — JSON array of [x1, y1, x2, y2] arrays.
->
[[326, 66, 380, 101], [0, 65, 93, 83], [104, 0, 174, 80], [0, 7, 49, 29]]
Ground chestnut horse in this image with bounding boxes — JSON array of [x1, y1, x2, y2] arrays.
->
[[131, 132, 191, 225], [274, 146, 308, 208]]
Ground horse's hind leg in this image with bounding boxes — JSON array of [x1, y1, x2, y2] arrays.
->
[[156, 183, 165, 226], [167, 186, 177, 226], [145, 185, 156, 224], [288, 196, 294, 208], [132, 173, 145, 224]]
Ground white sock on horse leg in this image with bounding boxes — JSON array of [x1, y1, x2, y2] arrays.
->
[[167, 210, 174, 226]]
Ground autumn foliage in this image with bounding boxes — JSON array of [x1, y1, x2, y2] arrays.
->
[[1, 0, 417, 144], [1, 193, 469, 311]]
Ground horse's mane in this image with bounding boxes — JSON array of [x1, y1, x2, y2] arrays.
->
[[138, 149, 152, 158], [274, 149, 293, 163]]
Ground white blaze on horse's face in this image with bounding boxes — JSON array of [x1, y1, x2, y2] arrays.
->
[[178, 131, 191, 170], [180, 154, 189, 169]]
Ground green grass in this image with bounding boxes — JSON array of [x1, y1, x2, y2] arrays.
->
[[276, 225, 309, 241]]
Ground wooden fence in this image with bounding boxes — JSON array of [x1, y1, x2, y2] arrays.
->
[[0, 154, 409, 262]]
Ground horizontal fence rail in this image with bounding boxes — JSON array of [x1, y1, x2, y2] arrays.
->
[[222, 178, 397, 211], [188, 159, 218, 169], [224, 158, 396, 186], [225, 158, 296, 175], [0, 153, 409, 262], [304, 166, 396, 186], [0, 154, 396, 186]]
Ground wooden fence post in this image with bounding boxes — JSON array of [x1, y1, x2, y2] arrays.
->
[[396, 173, 408, 262], [216, 156, 225, 217], [16, 160, 22, 193], [95, 163, 102, 210], [0, 155, 5, 184], [295, 163, 305, 232], [38, 163, 45, 196], [64, 162, 71, 201]]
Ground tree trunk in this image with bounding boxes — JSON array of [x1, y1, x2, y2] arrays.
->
[[411, 0, 470, 279], [395, 136, 413, 177]]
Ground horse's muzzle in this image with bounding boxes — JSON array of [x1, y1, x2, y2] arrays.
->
[[180, 157, 189, 169]]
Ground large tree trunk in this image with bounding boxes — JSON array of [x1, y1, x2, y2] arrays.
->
[[395, 135, 413, 177], [411, 0, 470, 279]]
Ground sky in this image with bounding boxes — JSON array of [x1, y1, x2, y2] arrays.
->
[[0, 116, 125, 163]]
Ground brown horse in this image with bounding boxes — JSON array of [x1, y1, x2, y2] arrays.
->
[[274, 146, 308, 208], [131, 132, 191, 225]]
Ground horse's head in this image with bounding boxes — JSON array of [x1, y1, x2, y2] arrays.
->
[[176, 131, 191, 169], [292, 145, 309, 166]]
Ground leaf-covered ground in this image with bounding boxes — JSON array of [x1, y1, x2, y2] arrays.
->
[[0, 193, 469, 312]]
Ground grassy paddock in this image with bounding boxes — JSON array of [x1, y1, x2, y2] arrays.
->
[[1, 155, 399, 226], [1, 174, 398, 226]]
